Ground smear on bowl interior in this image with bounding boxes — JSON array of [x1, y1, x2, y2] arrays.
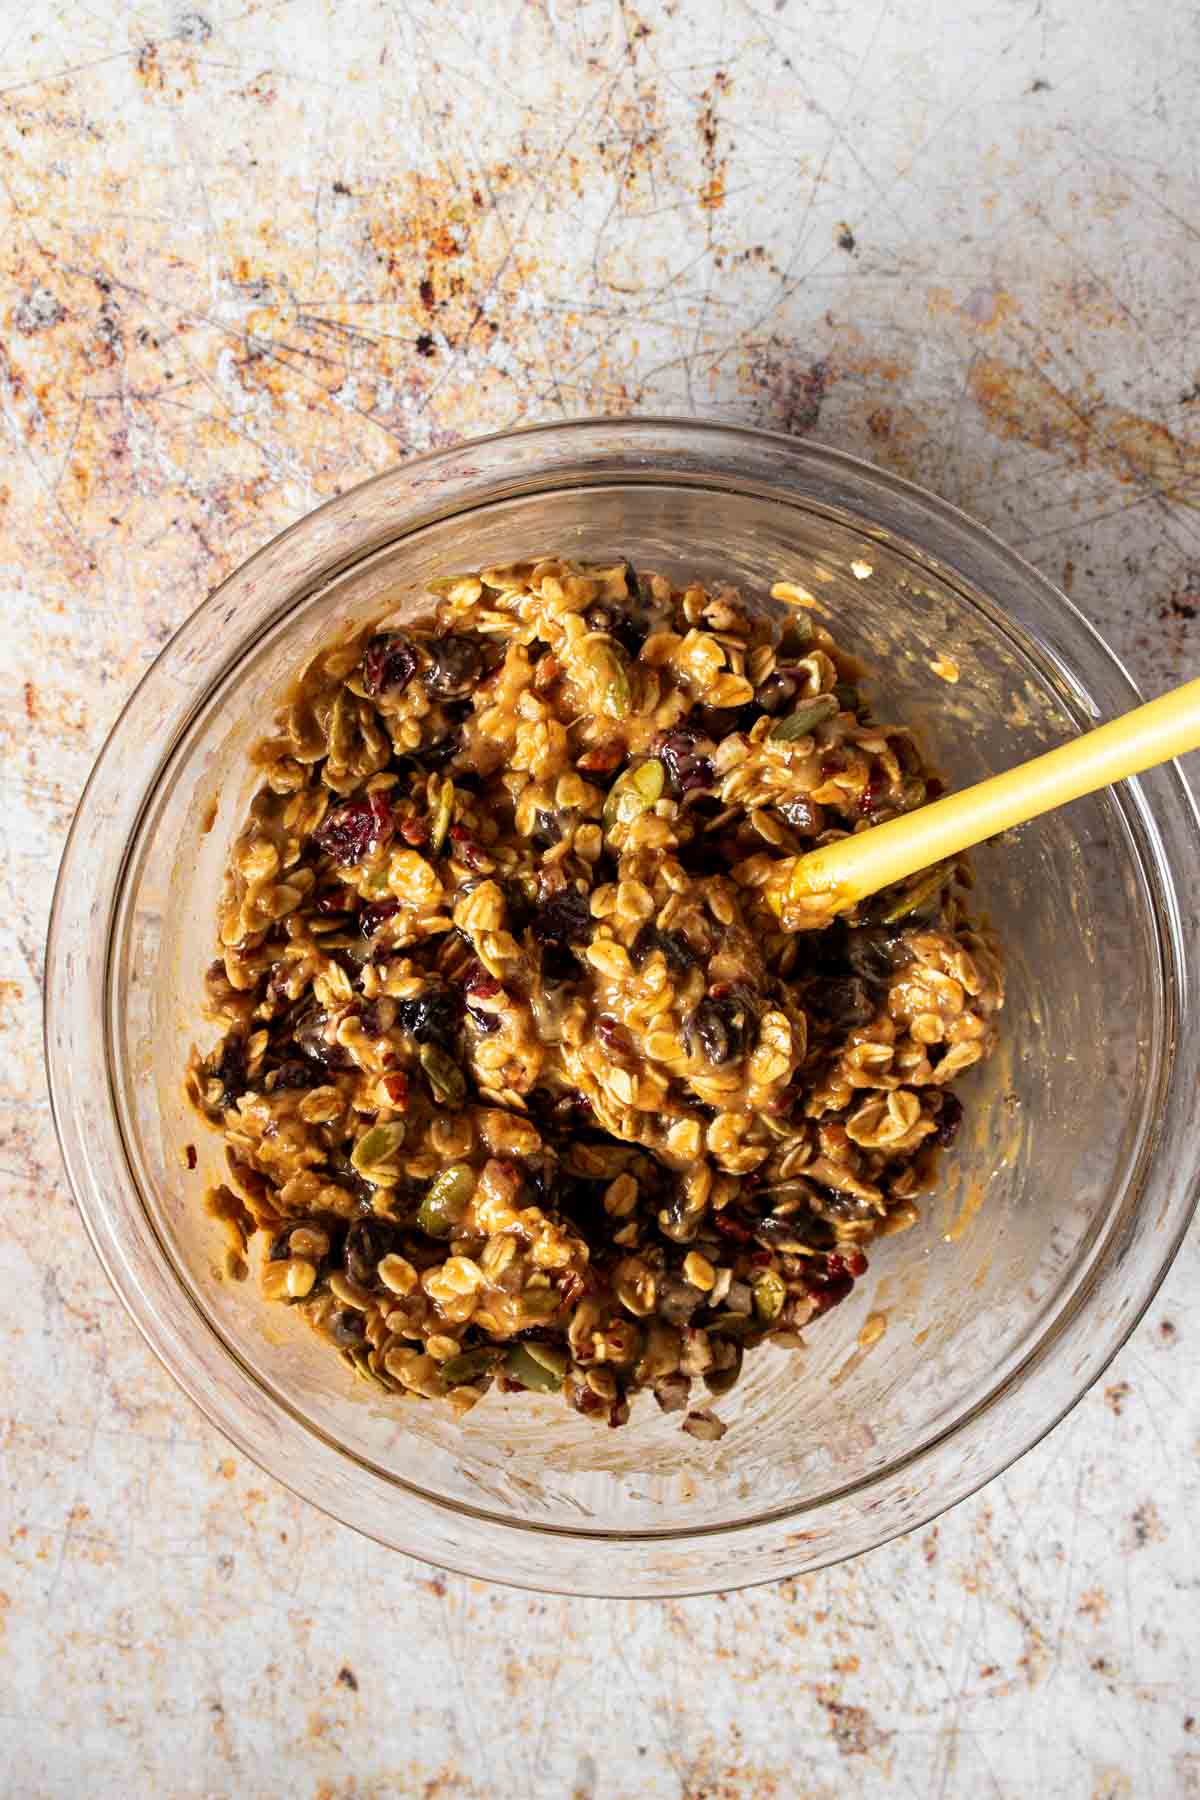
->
[[188, 558, 1003, 1440]]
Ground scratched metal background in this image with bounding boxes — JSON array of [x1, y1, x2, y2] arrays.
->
[[2, 1, 1199, 1794]]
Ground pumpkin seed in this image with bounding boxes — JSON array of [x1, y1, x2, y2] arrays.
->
[[420, 1042, 466, 1108], [878, 862, 949, 925], [603, 758, 664, 833], [579, 634, 632, 719], [429, 777, 454, 854], [440, 1345, 504, 1386], [417, 1161, 475, 1236], [523, 1341, 570, 1378], [767, 694, 839, 744], [517, 1288, 562, 1322], [350, 1121, 406, 1183], [505, 1342, 567, 1392], [752, 1270, 787, 1324], [780, 609, 814, 649]]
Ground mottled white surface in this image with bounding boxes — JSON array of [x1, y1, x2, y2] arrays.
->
[[3, 0, 1200, 1794]]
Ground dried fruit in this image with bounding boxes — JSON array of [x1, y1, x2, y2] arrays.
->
[[630, 922, 697, 974], [315, 790, 394, 866], [361, 632, 418, 696], [394, 986, 459, 1046], [686, 984, 758, 1066], [530, 885, 592, 946], [656, 725, 714, 797], [422, 635, 482, 698]]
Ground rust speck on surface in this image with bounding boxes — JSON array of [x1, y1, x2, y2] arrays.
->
[[819, 1691, 891, 1758], [970, 356, 1200, 498], [1104, 1380, 1131, 1415]]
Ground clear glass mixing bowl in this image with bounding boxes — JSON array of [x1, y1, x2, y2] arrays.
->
[[45, 419, 1200, 1597]]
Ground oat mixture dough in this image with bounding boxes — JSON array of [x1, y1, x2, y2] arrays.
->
[[190, 558, 1003, 1437]]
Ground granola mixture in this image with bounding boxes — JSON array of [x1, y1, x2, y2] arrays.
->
[[189, 558, 1003, 1438]]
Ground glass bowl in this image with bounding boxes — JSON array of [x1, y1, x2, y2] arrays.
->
[[45, 419, 1200, 1597]]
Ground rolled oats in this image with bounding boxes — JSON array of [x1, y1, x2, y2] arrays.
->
[[189, 556, 1003, 1439]]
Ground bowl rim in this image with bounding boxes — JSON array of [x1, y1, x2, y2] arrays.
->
[[45, 415, 1200, 1596]]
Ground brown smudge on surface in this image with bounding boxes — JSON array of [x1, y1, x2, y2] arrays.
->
[[970, 356, 1200, 499], [1104, 1380, 1131, 1415], [819, 1691, 891, 1757], [336, 1666, 358, 1690], [1078, 1587, 1109, 1624], [1127, 1500, 1168, 1549]]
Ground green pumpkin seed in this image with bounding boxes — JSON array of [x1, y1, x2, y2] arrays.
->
[[428, 776, 454, 854], [767, 693, 839, 744], [440, 1346, 504, 1386], [580, 635, 632, 720], [753, 1269, 787, 1324], [516, 1288, 562, 1323], [603, 758, 665, 833], [505, 1342, 567, 1393], [878, 862, 949, 925], [417, 1161, 475, 1236], [780, 609, 814, 649], [523, 1341, 570, 1378], [420, 1042, 466, 1108], [350, 1121, 406, 1183]]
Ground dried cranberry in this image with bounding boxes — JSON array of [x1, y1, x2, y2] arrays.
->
[[448, 823, 489, 870], [315, 883, 357, 915], [808, 1274, 854, 1313], [360, 899, 400, 936], [461, 959, 502, 999], [422, 635, 482, 698], [860, 772, 888, 818], [530, 885, 591, 946], [315, 791, 394, 867], [935, 1093, 963, 1148], [595, 1016, 632, 1057], [361, 632, 418, 696], [399, 814, 429, 846], [713, 1211, 753, 1243]]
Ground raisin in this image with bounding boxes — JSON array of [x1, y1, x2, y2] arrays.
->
[[656, 723, 714, 797], [935, 1092, 963, 1148], [393, 985, 459, 1046], [343, 1218, 403, 1288], [332, 1308, 367, 1346], [530, 885, 592, 946], [809, 975, 874, 1032], [845, 925, 908, 986], [361, 632, 418, 696], [270, 1059, 320, 1091], [315, 791, 394, 867], [686, 984, 758, 1066], [631, 922, 697, 974], [215, 1036, 247, 1105], [422, 635, 482, 698], [584, 600, 646, 658], [466, 1004, 501, 1035]]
